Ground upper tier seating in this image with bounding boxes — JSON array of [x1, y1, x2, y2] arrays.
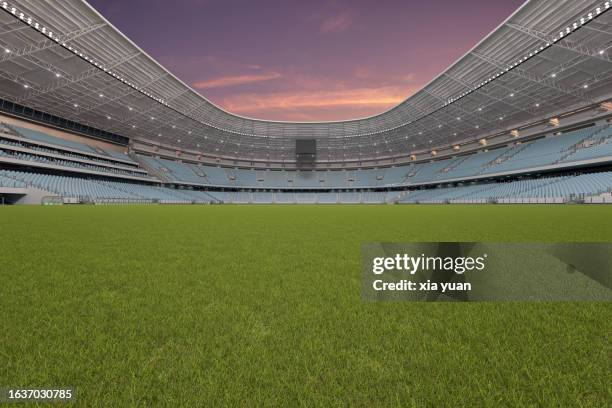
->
[[292, 171, 322, 188], [408, 158, 459, 183], [354, 169, 386, 187], [12, 125, 97, 154], [255, 170, 284, 188], [230, 168, 258, 187], [447, 148, 509, 179], [483, 126, 604, 174], [157, 157, 204, 184], [324, 171, 347, 187], [7, 124, 136, 164], [560, 125, 612, 163], [134, 123, 612, 189], [0, 132, 143, 177], [0, 145, 148, 179], [383, 166, 411, 185], [198, 165, 228, 185]]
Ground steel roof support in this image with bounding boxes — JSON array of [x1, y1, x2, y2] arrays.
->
[[471, 51, 593, 103], [507, 23, 612, 64], [443, 73, 538, 116], [17, 51, 141, 103], [0, 22, 106, 64]]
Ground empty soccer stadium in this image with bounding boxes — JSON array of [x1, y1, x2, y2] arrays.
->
[[1, 0, 611, 406], [0, 0, 610, 204]]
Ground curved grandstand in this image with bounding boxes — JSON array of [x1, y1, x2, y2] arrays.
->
[[0, 0, 612, 204]]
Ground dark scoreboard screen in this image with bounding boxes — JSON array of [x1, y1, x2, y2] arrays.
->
[[296, 139, 316, 155]]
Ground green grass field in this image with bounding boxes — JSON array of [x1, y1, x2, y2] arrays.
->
[[1, 205, 611, 407]]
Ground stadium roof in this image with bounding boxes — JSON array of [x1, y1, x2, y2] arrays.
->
[[0, 0, 611, 162]]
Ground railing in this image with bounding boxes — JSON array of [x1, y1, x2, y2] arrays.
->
[[92, 198, 157, 205], [555, 126, 611, 163], [440, 155, 471, 174], [483, 143, 530, 169]]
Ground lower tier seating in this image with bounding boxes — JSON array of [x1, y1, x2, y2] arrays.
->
[[399, 171, 612, 203], [2, 168, 612, 205], [0, 169, 192, 203]]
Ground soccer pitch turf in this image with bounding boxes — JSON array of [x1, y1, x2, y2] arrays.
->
[[1, 205, 610, 406]]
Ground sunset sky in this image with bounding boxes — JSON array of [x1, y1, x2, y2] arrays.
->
[[88, 0, 525, 122]]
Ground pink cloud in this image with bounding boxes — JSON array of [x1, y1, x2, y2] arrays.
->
[[320, 13, 352, 33], [192, 72, 282, 89], [216, 84, 419, 121]]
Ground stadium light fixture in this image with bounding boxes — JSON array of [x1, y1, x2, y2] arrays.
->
[[583, 84, 589, 88], [436, 1, 608, 117], [3, 48, 10, 53], [2, 0, 609, 144], [599, 50, 605, 55], [73, 103, 78, 107], [23, 84, 29, 88]]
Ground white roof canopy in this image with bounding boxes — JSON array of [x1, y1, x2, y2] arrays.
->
[[0, 0, 611, 162]]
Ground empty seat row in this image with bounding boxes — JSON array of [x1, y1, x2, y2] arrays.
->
[[134, 125, 612, 189], [399, 172, 612, 203], [0, 147, 148, 179], [4, 123, 137, 164], [0, 169, 190, 203]]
